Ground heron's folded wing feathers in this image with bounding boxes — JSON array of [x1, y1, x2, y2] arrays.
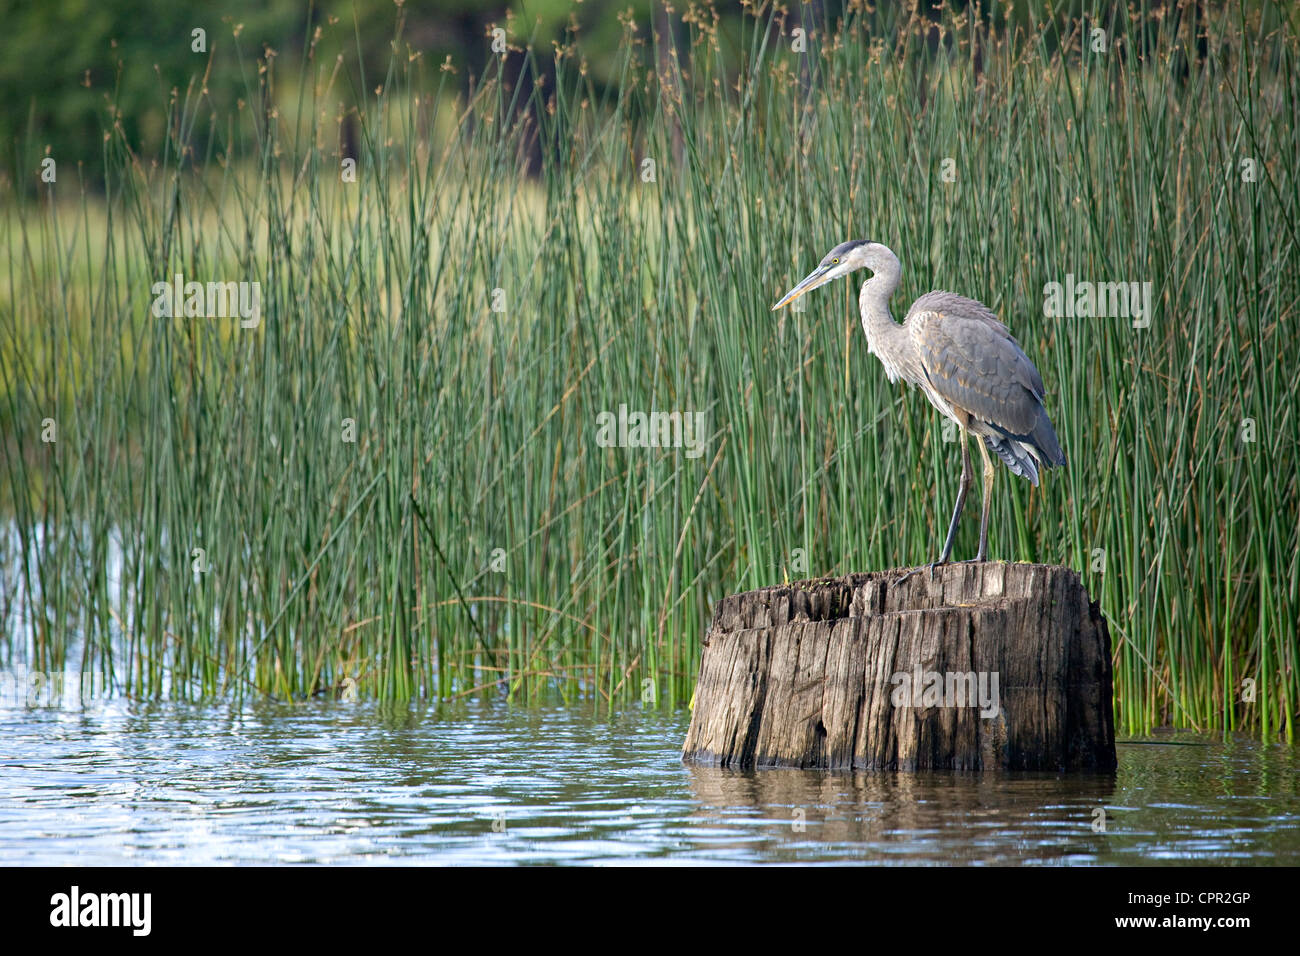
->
[[906, 294, 1048, 440]]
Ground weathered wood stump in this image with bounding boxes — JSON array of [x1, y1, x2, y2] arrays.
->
[[682, 563, 1116, 772]]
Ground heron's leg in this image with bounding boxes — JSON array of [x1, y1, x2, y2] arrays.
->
[[895, 426, 971, 587], [935, 427, 973, 565], [972, 437, 996, 562]]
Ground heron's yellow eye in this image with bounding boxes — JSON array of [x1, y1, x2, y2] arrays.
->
[[832, 257, 839, 264]]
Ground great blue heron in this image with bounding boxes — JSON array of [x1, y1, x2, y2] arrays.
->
[[771, 240, 1065, 574]]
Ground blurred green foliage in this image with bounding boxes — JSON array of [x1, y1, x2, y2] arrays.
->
[[11, 0, 1252, 190], [0, 0, 708, 189]]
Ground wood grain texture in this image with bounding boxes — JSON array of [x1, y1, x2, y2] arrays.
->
[[682, 563, 1116, 771]]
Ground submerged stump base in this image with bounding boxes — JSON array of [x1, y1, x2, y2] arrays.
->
[[682, 563, 1116, 772]]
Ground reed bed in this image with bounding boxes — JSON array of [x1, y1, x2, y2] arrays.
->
[[1, 3, 1296, 737]]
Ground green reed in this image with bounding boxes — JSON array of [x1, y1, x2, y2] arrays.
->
[[1, 2, 1296, 737]]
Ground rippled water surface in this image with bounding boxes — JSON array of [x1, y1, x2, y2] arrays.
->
[[2, 701, 1297, 864]]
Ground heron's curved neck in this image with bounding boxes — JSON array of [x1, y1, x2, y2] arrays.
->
[[857, 256, 910, 383]]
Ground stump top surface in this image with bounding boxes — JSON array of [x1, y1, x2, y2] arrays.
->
[[707, 562, 1086, 638]]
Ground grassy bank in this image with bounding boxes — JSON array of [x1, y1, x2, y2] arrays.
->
[[1, 3, 1297, 737]]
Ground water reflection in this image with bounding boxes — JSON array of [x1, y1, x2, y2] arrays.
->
[[0, 701, 1296, 864], [686, 767, 1117, 863]]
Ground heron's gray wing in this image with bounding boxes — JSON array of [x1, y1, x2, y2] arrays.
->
[[905, 292, 1048, 438]]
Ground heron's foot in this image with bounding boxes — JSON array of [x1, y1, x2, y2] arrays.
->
[[894, 560, 948, 588], [893, 567, 921, 587]]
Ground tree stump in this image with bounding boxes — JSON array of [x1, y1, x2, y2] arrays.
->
[[682, 563, 1116, 772]]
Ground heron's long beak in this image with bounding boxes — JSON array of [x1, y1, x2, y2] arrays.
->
[[771, 264, 833, 310]]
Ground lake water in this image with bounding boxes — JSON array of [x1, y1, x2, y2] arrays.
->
[[2, 700, 1297, 865]]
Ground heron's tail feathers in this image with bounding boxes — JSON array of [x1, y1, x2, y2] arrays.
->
[[982, 407, 1066, 487], [1028, 408, 1067, 469], [984, 433, 1040, 486]]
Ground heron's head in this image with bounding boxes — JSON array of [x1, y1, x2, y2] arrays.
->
[[771, 239, 891, 310]]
